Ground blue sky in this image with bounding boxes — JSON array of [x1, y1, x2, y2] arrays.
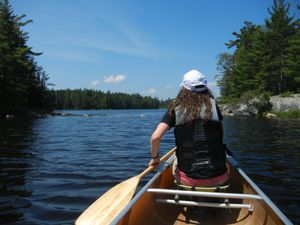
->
[[10, 0, 300, 99]]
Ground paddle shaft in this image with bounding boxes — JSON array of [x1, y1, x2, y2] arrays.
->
[[138, 146, 176, 178]]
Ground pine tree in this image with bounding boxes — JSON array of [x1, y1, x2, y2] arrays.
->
[[228, 22, 262, 96], [0, 0, 50, 116], [217, 0, 300, 100], [285, 5, 300, 92], [216, 53, 236, 98], [0, 0, 29, 115], [263, 0, 297, 94]]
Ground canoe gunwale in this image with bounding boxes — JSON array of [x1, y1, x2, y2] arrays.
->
[[227, 156, 293, 225], [110, 154, 176, 225]]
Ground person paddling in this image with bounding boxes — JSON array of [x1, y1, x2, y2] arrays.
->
[[149, 69, 229, 186]]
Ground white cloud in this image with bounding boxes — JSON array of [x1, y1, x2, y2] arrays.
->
[[147, 88, 158, 94], [104, 74, 126, 84], [207, 81, 220, 97], [208, 82, 218, 88], [91, 80, 101, 86]]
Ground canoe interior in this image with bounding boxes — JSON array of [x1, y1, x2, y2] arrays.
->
[[116, 160, 284, 225]]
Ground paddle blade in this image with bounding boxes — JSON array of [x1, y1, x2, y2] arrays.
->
[[76, 147, 176, 225], [75, 176, 139, 225]]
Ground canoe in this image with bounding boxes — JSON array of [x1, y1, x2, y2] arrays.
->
[[109, 154, 293, 225]]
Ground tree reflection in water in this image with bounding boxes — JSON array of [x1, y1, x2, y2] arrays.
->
[[0, 118, 35, 224]]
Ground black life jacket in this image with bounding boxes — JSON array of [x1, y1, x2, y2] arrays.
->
[[174, 98, 227, 179]]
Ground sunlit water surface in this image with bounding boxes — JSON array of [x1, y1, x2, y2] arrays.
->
[[0, 110, 299, 224]]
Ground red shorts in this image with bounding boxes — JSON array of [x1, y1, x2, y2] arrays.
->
[[174, 168, 229, 187]]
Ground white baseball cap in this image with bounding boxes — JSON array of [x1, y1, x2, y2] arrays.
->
[[180, 69, 207, 92]]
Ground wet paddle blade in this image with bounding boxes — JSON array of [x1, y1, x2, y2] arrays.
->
[[75, 176, 139, 225]]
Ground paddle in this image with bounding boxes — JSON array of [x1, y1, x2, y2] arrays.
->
[[75, 147, 176, 225]]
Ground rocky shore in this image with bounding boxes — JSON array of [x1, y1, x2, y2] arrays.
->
[[219, 94, 300, 117]]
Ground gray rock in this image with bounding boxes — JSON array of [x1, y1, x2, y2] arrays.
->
[[5, 114, 14, 119], [266, 113, 277, 119], [219, 94, 300, 116], [219, 102, 258, 116], [270, 94, 300, 112]]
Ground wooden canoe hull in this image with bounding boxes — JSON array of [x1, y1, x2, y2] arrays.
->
[[112, 155, 292, 225]]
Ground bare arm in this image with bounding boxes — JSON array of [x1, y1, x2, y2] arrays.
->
[[148, 122, 170, 166]]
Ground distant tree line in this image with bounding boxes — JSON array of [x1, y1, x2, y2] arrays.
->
[[52, 89, 162, 109], [217, 0, 300, 102], [0, 0, 53, 117]]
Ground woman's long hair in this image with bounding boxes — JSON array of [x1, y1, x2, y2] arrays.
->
[[169, 87, 213, 122]]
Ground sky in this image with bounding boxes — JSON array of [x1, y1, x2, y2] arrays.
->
[[10, 0, 300, 99]]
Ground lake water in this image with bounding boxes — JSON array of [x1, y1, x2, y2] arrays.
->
[[0, 109, 299, 225]]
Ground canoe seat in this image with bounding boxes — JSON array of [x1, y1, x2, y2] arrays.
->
[[174, 180, 230, 193]]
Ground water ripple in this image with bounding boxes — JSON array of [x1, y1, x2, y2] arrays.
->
[[0, 110, 299, 224]]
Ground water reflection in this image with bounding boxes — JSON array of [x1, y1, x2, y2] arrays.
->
[[0, 118, 35, 224], [223, 117, 300, 224]]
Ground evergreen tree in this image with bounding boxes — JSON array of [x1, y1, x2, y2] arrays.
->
[[0, 0, 51, 117], [216, 53, 236, 98], [217, 0, 300, 100], [225, 22, 261, 96], [0, 0, 28, 114], [262, 0, 298, 94], [285, 4, 300, 92]]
